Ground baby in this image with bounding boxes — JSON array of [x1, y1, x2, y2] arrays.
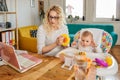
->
[[72, 30, 102, 53]]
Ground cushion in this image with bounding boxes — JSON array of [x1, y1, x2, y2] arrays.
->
[[30, 30, 37, 38], [100, 31, 113, 53]]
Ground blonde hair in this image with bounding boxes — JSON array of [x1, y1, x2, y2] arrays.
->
[[43, 5, 66, 34], [81, 31, 93, 39]]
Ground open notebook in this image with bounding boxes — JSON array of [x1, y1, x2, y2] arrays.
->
[[0, 42, 42, 73]]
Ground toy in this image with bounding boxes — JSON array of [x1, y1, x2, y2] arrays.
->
[[75, 52, 86, 60], [61, 34, 70, 46], [78, 52, 86, 56], [105, 55, 113, 66], [95, 58, 108, 67]]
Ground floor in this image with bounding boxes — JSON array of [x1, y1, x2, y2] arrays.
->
[[105, 45, 120, 80]]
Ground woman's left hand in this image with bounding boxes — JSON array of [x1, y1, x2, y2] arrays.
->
[[56, 36, 64, 46]]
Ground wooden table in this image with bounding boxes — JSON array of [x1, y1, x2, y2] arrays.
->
[[0, 53, 96, 80]]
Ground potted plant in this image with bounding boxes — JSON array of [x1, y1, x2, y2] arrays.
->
[[67, 15, 73, 23], [39, 8, 45, 21], [74, 16, 80, 20]]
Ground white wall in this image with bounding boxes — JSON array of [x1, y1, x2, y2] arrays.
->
[[114, 22, 120, 45], [16, 0, 64, 27], [43, 0, 65, 15], [15, 0, 120, 45], [17, 0, 37, 27]]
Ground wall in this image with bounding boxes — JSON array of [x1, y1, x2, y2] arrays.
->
[[114, 22, 120, 45], [16, 0, 64, 26], [17, 0, 37, 27]]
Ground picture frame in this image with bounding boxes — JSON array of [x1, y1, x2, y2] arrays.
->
[[30, 0, 35, 8]]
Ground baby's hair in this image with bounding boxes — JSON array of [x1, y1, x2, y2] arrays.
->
[[81, 30, 93, 38]]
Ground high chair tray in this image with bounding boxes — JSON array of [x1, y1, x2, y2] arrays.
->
[[86, 53, 114, 68], [86, 52, 118, 76], [55, 47, 79, 58]]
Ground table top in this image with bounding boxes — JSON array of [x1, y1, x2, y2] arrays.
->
[[0, 52, 98, 80]]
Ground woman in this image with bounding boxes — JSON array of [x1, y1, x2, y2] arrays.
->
[[37, 5, 69, 56]]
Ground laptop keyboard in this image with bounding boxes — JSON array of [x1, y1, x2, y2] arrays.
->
[[17, 55, 36, 68]]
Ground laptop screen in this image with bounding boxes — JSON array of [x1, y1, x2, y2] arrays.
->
[[0, 42, 20, 69]]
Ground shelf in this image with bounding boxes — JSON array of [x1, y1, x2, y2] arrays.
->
[[0, 0, 18, 49], [0, 27, 16, 32], [0, 11, 16, 14]]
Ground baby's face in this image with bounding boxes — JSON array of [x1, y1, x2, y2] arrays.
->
[[81, 35, 92, 47]]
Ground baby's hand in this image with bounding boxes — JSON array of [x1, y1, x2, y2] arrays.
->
[[91, 41, 97, 47], [71, 41, 77, 47]]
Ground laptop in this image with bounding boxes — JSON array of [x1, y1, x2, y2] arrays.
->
[[0, 42, 42, 73]]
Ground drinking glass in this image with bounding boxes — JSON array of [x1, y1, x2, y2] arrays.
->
[[74, 55, 87, 80]]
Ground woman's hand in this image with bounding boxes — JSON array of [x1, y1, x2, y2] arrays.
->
[[56, 36, 64, 46]]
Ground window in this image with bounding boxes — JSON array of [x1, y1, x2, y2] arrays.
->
[[66, 0, 83, 18], [96, 0, 116, 18], [65, 0, 120, 22]]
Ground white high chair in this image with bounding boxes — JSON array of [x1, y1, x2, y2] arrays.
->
[[73, 28, 118, 80], [73, 28, 113, 53]]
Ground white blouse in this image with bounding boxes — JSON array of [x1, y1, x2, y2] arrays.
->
[[37, 25, 69, 56]]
